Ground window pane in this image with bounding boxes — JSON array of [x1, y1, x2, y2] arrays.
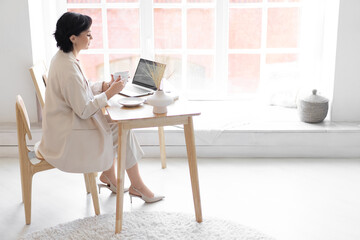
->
[[187, 55, 214, 90], [269, 0, 300, 2], [154, 9, 182, 49], [107, 0, 138, 2], [78, 54, 105, 82], [262, 54, 299, 106], [266, 54, 297, 64], [155, 54, 182, 90], [265, 54, 299, 87], [187, 9, 214, 49], [229, 9, 262, 49], [228, 54, 260, 94], [229, 0, 262, 2], [267, 8, 300, 48], [67, 8, 103, 49], [67, 0, 100, 3], [107, 9, 140, 49], [187, 0, 213, 2], [154, 0, 181, 3], [109, 54, 140, 79], [265, 54, 299, 88]]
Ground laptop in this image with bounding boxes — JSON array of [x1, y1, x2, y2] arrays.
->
[[119, 58, 166, 97]]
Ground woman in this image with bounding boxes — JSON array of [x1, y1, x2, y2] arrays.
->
[[38, 12, 163, 203]]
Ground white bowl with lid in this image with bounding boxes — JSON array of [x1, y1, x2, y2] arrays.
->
[[297, 89, 329, 123]]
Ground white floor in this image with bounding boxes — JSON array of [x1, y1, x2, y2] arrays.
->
[[1, 157, 360, 240]]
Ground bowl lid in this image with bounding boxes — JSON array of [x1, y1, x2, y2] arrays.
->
[[301, 89, 329, 103]]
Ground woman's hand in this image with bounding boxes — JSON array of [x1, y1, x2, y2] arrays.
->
[[102, 74, 117, 92], [110, 74, 126, 93], [105, 74, 126, 100]]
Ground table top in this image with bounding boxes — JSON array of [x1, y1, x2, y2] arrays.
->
[[106, 95, 201, 122]]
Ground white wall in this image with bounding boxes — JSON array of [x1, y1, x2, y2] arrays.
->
[[0, 0, 65, 123], [331, 0, 360, 121], [0, 0, 36, 122]]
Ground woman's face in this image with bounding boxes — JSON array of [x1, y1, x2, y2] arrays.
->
[[71, 29, 93, 51]]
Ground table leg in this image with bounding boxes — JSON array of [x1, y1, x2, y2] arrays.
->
[[158, 126, 167, 169], [183, 117, 202, 223], [115, 123, 128, 234]]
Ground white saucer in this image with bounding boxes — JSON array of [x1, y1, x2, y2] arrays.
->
[[118, 97, 144, 107]]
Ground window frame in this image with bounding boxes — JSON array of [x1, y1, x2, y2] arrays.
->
[[67, 0, 303, 100]]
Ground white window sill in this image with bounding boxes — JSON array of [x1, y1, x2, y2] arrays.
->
[[133, 101, 360, 158], [136, 100, 360, 133]]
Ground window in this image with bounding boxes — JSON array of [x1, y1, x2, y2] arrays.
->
[[67, 0, 141, 83], [153, 0, 216, 99], [67, 0, 308, 102]]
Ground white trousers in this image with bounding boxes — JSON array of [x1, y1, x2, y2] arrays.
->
[[110, 124, 144, 170]]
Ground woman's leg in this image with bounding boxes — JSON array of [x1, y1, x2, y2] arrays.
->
[[126, 163, 154, 198], [100, 161, 154, 198], [100, 127, 153, 197], [100, 123, 120, 186], [99, 158, 116, 187]]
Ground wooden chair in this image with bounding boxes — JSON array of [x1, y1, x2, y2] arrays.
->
[[29, 62, 47, 109], [16, 95, 100, 224]]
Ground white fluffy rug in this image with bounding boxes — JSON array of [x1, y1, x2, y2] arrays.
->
[[20, 211, 275, 240]]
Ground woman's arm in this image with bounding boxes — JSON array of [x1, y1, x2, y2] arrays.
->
[[61, 64, 108, 120], [89, 81, 107, 95], [102, 81, 110, 92]]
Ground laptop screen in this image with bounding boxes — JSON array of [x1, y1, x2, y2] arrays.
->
[[132, 58, 166, 90]]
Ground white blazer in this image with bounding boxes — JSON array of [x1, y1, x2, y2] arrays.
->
[[38, 50, 114, 173]]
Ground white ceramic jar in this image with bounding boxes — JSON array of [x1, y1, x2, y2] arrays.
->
[[298, 89, 329, 123]]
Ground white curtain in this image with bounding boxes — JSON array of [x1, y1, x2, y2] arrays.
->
[[28, 0, 67, 65], [298, 0, 340, 102]]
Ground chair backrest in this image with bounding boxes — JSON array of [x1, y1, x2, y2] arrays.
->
[[29, 62, 47, 109], [16, 95, 32, 142]]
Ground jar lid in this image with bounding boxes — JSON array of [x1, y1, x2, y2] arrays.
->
[[302, 89, 328, 103]]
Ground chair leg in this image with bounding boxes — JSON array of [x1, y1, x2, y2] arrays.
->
[[23, 174, 33, 225], [19, 152, 33, 225], [19, 162, 33, 224], [86, 172, 100, 215], [83, 174, 90, 194]]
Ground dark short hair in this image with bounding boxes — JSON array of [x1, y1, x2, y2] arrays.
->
[[54, 12, 92, 53]]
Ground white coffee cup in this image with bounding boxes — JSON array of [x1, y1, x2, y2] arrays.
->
[[113, 71, 129, 83]]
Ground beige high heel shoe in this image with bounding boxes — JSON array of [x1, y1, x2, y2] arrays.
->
[[98, 175, 129, 194], [129, 186, 164, 203]]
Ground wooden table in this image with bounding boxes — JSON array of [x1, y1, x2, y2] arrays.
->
[[106, 96, 202, 233]]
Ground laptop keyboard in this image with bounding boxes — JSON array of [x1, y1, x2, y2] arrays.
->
[[121, 85, 152, 96]]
